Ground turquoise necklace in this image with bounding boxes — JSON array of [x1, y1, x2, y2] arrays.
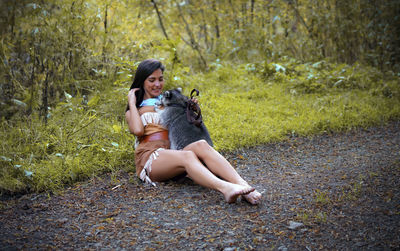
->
[[140, 95, 163, 107]]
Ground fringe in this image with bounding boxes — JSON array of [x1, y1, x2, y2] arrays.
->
[[139, 148, 165, 187]]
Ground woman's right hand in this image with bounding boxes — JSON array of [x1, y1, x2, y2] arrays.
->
[[128, 88, 140, 107]]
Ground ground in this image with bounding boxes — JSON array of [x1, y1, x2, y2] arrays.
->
[[1, 122, 399, 250]]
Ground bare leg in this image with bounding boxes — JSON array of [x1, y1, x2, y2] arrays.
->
[[149, 149, 254, 203], [184, 140, 262, 204]]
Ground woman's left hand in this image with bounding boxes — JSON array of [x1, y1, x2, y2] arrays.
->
[[191, 97, 198, 104]]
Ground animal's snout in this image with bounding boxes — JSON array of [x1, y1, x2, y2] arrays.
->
[[164, 91, 171, 98]]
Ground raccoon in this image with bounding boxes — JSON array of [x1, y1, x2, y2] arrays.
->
[[159, 88, 213, 150]]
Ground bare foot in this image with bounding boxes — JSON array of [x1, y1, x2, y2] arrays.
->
[[242, 190, 262, 205], [223, 184, 255, 204]]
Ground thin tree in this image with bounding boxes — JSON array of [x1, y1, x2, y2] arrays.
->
[[175, 1, 207, 68], [151, 0, 169, 40]]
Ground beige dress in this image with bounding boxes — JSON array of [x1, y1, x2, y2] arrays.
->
[[134, 112, 170, 186]]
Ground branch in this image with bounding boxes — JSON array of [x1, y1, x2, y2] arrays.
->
[[287, 0, 312, 37], [175, 1, 207, 68], [151, 0, 169, 40]]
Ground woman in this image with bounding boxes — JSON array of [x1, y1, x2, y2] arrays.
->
[[126, 59, 262, 204]]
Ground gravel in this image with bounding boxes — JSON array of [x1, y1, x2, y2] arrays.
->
[[1, 121, 399, 250]]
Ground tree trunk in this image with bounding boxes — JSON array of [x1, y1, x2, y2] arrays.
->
[[289, 0, 311, 36], [250, 0, 255, 25], [228, 0, 240, 29], [10, 0, 16, 36], [176, 1, 207, 68], [27, 57, 36, 115], [68, 2, 75, 71], [41, 70, 49, 124], [151, 0, 169, 40], [242, 2, 247, 27], [200, 9, 210, 50], [102, 4, 108, 64], [211, 1, 220, 39]]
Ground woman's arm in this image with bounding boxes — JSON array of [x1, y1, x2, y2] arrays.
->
[[126, 89, 144, 136]]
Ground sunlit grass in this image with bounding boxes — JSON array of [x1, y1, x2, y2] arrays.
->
[[202, 87, 399, 151], [0, 85, 135, 194], [193, 61, 400, 150], [1, 60, 399, 194]]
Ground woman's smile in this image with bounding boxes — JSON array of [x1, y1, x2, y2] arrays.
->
[[143, 69, 164, 99]]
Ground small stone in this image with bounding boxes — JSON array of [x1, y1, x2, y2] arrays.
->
[[356, 242, 367, 247], [278, 245, 288, 251], [225, 238, 235, 245], [300, 228, 308, 233], [57, 218, 68, 224], [223, 248, 237, 251], [288, 221, 304, 230], [22, 204, 30, 210]]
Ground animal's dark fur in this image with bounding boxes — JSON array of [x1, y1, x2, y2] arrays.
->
[[159, 88, 213, 150]]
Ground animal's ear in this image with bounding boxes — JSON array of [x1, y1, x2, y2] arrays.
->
[[164, 91, 171, 98], [177, 87, 182, 93]]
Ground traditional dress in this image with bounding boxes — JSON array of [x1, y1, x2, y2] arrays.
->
[[133, 96, 170, 186]]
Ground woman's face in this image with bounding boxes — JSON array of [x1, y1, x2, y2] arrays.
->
[[143, 68, 164, 99]]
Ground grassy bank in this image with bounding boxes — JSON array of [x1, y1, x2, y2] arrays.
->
[[1, 59, 399, 194]]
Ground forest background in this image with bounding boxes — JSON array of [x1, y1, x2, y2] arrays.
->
[[1, 0, 399, 195]]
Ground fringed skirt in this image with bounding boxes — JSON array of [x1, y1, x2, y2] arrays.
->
[[134, 139, 170, 186]]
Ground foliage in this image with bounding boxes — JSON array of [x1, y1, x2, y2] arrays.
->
[[1, 0, 399, 119], [182, 60, 400, 150], [146, 0, 400, 71], [1, 57, 400, 194], [1, 0, 400, 194], [0, 83, 134, 194]]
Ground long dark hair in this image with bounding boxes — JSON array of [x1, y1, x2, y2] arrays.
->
[[126, 59, 165, 111]]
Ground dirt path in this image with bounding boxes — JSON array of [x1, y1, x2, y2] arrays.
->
[[1, 122, 399, 250]]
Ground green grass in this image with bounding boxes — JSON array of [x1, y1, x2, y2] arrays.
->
[[202, 87, 399, 150], [1, 59, 400, 194], [187, 60, 400, 150], [0, 85, 135, 194]]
